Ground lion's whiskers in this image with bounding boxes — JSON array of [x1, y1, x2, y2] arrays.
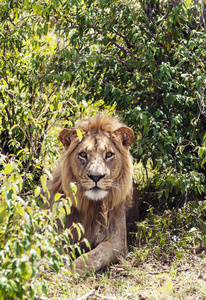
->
[[110, 182, 121, 190], [80, 179, 121, 191]]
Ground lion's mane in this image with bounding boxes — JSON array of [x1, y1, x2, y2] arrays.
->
[[48, 114, 133, 213]]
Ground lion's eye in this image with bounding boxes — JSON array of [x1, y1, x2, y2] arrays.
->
[[106, 152, 114, 159], [79, 152, 87, 159]]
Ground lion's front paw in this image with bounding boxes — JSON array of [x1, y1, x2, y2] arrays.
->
[[71, 256, 87, 275]]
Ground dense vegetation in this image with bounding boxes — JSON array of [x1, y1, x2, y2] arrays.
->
[[0, 0, 206, 298]]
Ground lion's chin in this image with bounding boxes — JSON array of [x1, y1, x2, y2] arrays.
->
[[85, 189, 108, 201]]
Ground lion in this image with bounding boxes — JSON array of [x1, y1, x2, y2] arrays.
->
[[47, 114, 139, 274]]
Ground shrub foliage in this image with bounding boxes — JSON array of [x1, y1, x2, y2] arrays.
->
[[0, 157, 85, 299], [0, 0, 206, 298]]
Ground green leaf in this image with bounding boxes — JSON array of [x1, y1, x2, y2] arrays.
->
[[69, 182, 77, 193], [58, 102, 62, 110], [42, 285, 48, 296], [0, 202, 7, 223], [148, 229, 153, 237], [179, 146, 185, 154], [54, 193, 61, 202], [41, 176, 47, 192], [75, 223, 83, 240], [4, 164, 13, 174], [198, 147, 205, 158], [76, 129, 83, 142], [35, 186, 41, 197], [63, 201, 71, 215]]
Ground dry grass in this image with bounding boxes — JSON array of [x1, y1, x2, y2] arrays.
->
[[40, 248, 206, 300]]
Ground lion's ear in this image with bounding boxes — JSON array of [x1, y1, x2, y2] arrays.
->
[[113, 127, 134, 149], [59, 129, 77, 148]]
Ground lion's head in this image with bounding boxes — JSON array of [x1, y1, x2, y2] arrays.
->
[[56, 114, 134, 210]]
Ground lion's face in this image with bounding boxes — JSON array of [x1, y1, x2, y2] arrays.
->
[[59, 114, 134, 205], [69, 133, 123, 201]]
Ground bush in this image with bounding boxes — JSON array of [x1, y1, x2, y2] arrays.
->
[[1, 0, 205, 203], [0, 156, 84, 299], [136, 201, 206, 261]]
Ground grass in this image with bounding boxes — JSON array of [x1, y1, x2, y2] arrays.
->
[[40, 243, 206, 300]]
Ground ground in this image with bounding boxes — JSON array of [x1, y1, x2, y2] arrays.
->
[[41, 248, 206, 300]]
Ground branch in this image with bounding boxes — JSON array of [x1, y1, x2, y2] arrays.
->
[[201, 0, 206, 30], [135, 24, 166, 49], [13, 14, 38, 28], [197, 89, 206, 118], [0, 91, 11, 121], [157, 4, 174, 24], [113, 29, 135, 49], [29, 86, 34, 106], [104, 55, 133, 72], [3, 88, 25, 106], [90, 26, 139, 62]]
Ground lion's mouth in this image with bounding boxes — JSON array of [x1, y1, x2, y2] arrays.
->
[[85, 186, 108, 201], [90, 186, 102, 192]]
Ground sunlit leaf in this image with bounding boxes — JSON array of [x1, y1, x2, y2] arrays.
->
[[49, 104, 54, 111], [76, 129, 83, 142], [35, 186, 41, 197], [69, 182, 77, 193], [54, 193, 61, 202], [4, 164, 13, 174], [58, 102, 62, 110], [41, 176, 47, 192]]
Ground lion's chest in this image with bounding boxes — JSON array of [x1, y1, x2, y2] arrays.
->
[[66, 205, 109, 249]]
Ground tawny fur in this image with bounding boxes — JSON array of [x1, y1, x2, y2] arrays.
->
[[47, 114, 139, 273]]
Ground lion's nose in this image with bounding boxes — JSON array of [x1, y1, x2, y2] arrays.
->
[[87, 174, 105, 183]]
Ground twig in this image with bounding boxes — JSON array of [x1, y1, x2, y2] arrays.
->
[[76, 289, 96, 300], [76, 289, 115, 300], [95, 293, 115, 299], [148, 267, 190, 275]]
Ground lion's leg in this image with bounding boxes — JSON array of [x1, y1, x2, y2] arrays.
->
[[72, 209, 127, 274]]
